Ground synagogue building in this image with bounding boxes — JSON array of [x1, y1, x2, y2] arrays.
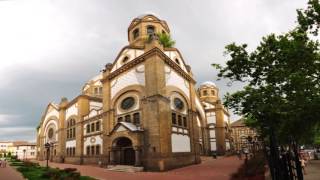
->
[[36, 14, 231, 171]]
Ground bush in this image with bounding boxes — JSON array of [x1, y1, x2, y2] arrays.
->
[[15, 163, 96, 180], [63, 167, 77, 173], [10, 162, 24, 167], [23, 161, 39, 167], [232, 152, 266, 179], [41, 168, 61, 179]]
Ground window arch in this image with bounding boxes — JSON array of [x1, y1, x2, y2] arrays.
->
[[133, 28, 139, 39], [48, 128, 54, 139], [147, 25, 155, 35], [170, 92, 189, 130], [115, 93, 141, 126], [203, 90, 208, 96], [211, 90, 215, 95], [67, 118, 76, 139]]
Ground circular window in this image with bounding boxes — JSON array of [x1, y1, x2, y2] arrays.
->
[[48, 128, 54, 139], [174, 98, 184, 110], [121, 97, 135, 110]]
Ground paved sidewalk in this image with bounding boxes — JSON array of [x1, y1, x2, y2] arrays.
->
[[37, 156, 243, 180], [0, 164, 24, 180], [304, 160, 320, 180]]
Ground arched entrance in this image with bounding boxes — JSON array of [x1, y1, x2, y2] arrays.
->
[[112, 137, 135, 165]]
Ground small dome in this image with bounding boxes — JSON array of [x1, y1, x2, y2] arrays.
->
[[200, 81, 216, 87], [88, 73, 103, 83], [82, 73, 103, 92], [136, 12, 161, 20]]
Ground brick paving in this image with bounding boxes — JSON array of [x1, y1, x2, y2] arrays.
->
[[36, 156, 244, 180], [0, 164, 24, 180]]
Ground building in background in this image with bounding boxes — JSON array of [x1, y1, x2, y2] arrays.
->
[[36, 14, 231, 171], [230, 118, 259, 151], [0, 141, 36, 160], [13, 142, 37, 160], [197, 82, 231, 155], [0, 141, 13, 157]]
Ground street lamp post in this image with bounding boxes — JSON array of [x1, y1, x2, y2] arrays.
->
[[44, 142, 51, 168]]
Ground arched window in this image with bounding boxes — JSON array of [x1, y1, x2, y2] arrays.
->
[[48, 128, 54, 139], [133, 113, 140, 125], [183, 117, 187, 127], [67, 119, 76, 139], [96, 145, 100, 155], [86, 124, 90, 133], [172, 113, 177, 125], [117, 117, 123, 122], [147, 26, 155, 35], [178, 115, 182, 126], [96, 121, 100, 131], [133, 28, 139, 39], [86, 146, 90, 156], [203, 90, 208, 96], [125, 115, 131, 122], [91, 123, 94, 132], [91, 146, 95, 155]]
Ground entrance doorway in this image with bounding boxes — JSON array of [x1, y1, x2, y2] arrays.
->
[[113, 137, 135, 165]]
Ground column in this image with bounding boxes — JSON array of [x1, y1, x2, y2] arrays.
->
[[134, 148, 141, 166], [109, 150, 114, 165]]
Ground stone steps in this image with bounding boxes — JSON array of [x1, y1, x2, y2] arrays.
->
[[106, 165, 144, 172]]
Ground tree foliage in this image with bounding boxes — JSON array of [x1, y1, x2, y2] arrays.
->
[[157, 33, 175, 48], [297, 0, 320, 35], [213, 0, 320, 144]]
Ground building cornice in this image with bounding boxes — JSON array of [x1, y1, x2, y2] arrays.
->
[[102, 47, 196, 83], [63, 95, 102, 109]]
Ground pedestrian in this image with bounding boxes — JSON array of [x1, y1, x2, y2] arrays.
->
[[236, 150, 241, 160], [300, 156, 307, 175], [0, 159, 2, 168], [3, 159, 6, 168]]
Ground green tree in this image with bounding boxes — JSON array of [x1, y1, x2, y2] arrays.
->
[[297, 0, 320, 35], [213, 1, 320, 144]]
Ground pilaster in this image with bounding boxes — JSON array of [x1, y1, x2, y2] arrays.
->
[[58, 99, 67, 162], [143, 46, 171, 159]]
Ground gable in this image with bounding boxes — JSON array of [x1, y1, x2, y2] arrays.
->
[[116, 125, 127, 132], [110, 122, 143, 135], [43, 104, 59, 123], [111, 48, 144, 73], [164, 50, 188, 73]]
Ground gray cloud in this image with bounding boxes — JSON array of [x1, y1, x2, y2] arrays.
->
[[0, 0, 307, 141]]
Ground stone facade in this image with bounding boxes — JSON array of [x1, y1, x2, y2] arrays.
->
[[0, 141, 36, 160], [36, 14, 231, 171], [230, 118, 259, 151]]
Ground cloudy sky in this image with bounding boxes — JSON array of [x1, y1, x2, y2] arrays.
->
[[0, 0, 307, 142]]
